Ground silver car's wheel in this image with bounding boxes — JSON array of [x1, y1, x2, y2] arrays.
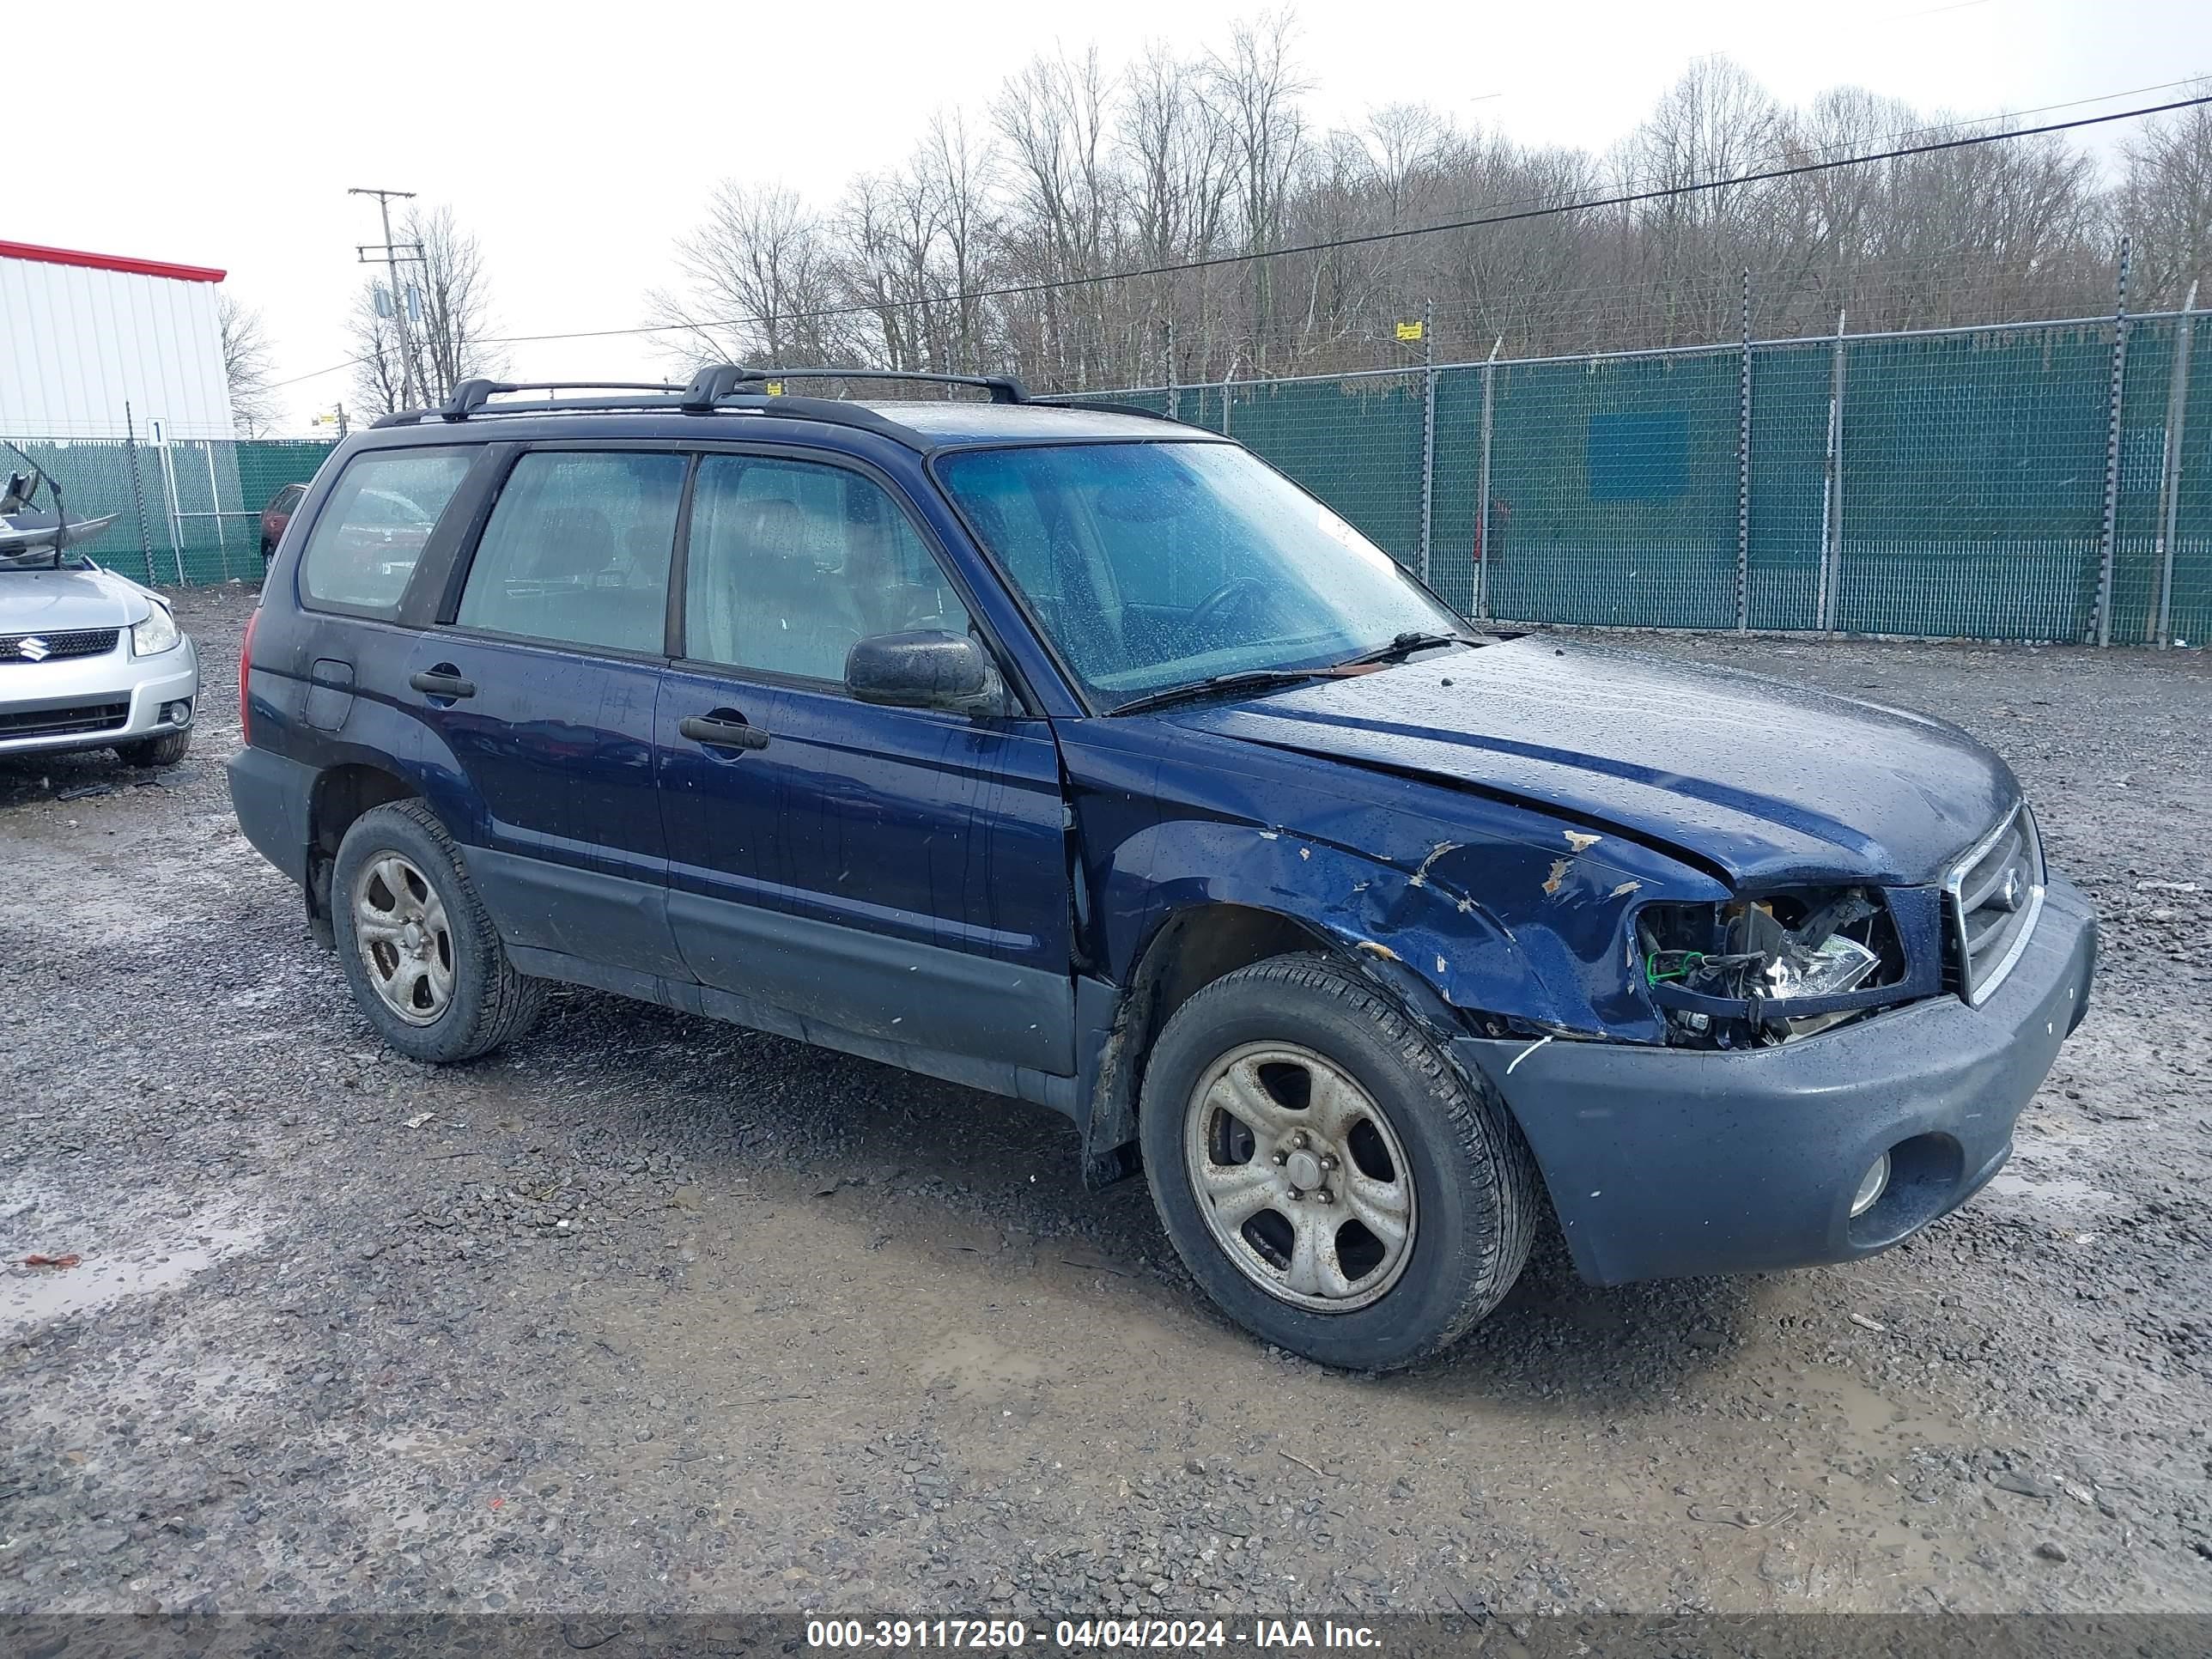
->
[[1182, 1041, 1418, 1312], [350, 853, 455, 1026]]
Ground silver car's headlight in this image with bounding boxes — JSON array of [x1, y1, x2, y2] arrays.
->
[[131, 605, 180, 656]]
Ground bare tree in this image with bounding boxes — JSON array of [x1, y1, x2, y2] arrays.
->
[[651, 28, 2183, 389], [1120, 42, 1234, 376], [343, 204, 503, 416], [1610, 57, 1791, 342], [921, 108, 1000, 370], [219, 294, 280, 437], [834, 169, 937, 372], [1121, 44, 1232, 267], [650, 181, 847, 368], [994, 46, 1121, 386], [2117, 85, 2212, 308], [404, 206, 505, 401], [1208, 10, 1310, 368]]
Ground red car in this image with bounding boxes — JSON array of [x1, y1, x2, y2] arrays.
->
[[259, 483, 307, 562]]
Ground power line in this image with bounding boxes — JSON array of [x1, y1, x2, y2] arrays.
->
[[273, 89, 2211, 392]]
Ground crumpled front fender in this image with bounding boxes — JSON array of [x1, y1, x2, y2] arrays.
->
[[1074, 725, 1731, 1042]]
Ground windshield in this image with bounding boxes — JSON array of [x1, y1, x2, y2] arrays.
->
[[935, 441, 1461, 709]]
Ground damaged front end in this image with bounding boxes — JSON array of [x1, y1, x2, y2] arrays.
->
[[1635, 886, 1935, 1048]]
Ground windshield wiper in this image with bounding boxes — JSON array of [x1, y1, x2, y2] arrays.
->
[[1109, 667, 1339, 718], [1334, 629, 1479, 668], [1108, 630, 1480, 717]]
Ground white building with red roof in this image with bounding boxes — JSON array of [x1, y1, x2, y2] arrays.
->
[[0, 240, 233, 441]]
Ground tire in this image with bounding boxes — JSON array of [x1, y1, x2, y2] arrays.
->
[[331, 799, 544, 1063], [1139, 952, 1538, 1372], [116, 726, 192, 769]]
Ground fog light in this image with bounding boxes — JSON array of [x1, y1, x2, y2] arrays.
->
[[1850, 1151, 1892, 1218], [163, 701, 191, 726]]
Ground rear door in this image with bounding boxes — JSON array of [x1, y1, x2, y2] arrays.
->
[[659, 448, 1076, 1075], [408, 447, 688, 978]]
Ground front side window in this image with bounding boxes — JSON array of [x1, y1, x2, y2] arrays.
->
[[297, 447, 473, 615], [935, 441, 1459, 708], [455, 451, 684, 654], [684, 454, 969, 682]]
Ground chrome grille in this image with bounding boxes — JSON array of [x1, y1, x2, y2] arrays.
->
[[0, 628, 120, 664], [1944, 803, 2045, 1006]]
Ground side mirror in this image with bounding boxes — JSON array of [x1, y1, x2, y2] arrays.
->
[[846, 629, 1005, 714]]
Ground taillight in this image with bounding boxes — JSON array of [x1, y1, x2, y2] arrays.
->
[[239, 605, 260, 745]]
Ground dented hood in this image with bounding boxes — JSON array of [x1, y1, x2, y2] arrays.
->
[[1164, 636, 2018, 887]]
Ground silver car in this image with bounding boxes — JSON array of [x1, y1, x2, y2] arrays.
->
[[0, 560, 198, 768]]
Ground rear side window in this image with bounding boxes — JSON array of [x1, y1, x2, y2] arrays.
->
[[296, 448, 473, 616], [455, 451, 685, 655]]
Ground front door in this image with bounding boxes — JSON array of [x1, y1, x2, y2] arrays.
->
[[411, 447, 687, 978], [659, 449, 1076, 1075]]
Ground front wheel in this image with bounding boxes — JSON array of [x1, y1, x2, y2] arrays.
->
[[331, 799, 544, 1063], [1139, 953, 1538, 1371], [116, 726, 192, 769]]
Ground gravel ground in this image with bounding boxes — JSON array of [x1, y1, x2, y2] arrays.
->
[[3, 586, 2209, 1620]]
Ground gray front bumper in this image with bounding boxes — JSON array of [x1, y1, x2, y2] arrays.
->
[[0, 636, 199, 757], [1458, 875, 2098, 1285]]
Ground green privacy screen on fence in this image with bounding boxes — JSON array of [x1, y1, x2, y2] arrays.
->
[[10, 310, 2207, 645], [1, 435, 336, 586], [1073, 307, 2209, 645], [1836, 323, 2112, 641]]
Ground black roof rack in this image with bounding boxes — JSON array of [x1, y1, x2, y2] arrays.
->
[[441, 379, 686, 421], [369, 380, 688, 428], [362, 364, 1183, 446], [370, 379, 928, 446], [678, 364, 1030, 406]]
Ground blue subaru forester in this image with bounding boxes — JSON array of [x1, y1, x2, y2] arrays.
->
[[228, 368, 2097, 1370]]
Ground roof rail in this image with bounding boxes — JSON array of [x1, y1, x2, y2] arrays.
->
[[439, 378, 687, 422], [1029, 396, 1195, 427], [707, 392, 922, 443], [681, 363, 1030, 405], [371, 384, 929, 445]]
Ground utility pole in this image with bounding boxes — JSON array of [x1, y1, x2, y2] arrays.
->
[[350, 186, 425, 409]]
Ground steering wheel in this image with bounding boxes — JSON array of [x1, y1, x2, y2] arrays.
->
[[1188, 576, 1267, 638]]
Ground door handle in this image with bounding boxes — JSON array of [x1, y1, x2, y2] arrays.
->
[[409, 667, 477, 700], [680, 714, 770, 752]]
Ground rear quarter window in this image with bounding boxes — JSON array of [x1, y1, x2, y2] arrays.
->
[[297, 447, 475, 617]]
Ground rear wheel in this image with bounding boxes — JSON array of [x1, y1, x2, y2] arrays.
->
[[116, 727, 191, 769], [1139, 953, 1537, 1371], [331, 799, 544, 1062]]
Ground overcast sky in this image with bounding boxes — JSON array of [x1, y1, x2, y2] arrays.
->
[[24, 0, 2209, 432]]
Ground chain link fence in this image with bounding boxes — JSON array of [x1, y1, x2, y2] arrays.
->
[[1074, 307, 2212, 647], [2, 433, 335, 587], [9, 305, 2207, 645]]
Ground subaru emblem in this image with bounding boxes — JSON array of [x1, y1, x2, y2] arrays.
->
[[17, 635, 51, 662]]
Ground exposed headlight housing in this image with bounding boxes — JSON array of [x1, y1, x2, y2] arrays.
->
[[131, 604, 180, 656], [1638, 887, 1908, 1048]]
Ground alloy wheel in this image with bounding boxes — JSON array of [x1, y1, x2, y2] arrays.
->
[[1182, 1042, 1417, 1312], [350, 854, 455, 1026]]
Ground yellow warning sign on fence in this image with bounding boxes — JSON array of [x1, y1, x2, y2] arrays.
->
[[1395, 320, 1424, 342]]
